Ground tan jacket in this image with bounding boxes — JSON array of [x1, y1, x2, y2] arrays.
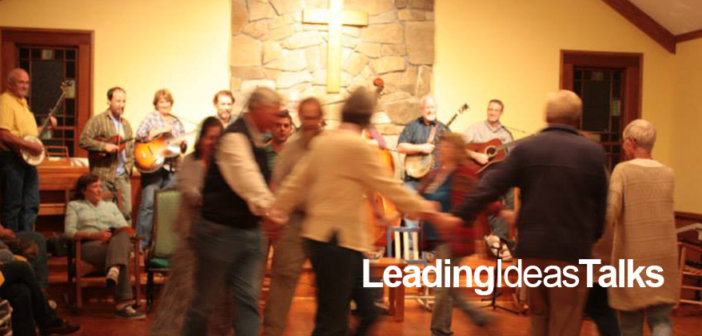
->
[[274, 129, 427, 253], [79, 110, 134, 184]]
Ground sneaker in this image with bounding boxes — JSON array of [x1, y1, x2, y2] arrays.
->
[[115, 305, 146, 320], [499, 245, 513, 262], [483, 235, 501, 257], [39, 318, 80, 335], [106, 266, 119, 288]]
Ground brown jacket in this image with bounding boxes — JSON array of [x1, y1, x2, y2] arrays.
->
[[78, 110, 134, 184]]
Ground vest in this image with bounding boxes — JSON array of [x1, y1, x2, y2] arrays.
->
[[200, 118, 271, 229]]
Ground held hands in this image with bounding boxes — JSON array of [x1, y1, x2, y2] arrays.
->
[[424, 212, 463, 239], [263, 207, 288, 242]]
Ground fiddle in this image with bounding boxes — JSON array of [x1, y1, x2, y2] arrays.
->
[[87, 135, 134, 160]]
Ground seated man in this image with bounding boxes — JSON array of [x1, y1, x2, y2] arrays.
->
[[64, 173, 145, 319], [0, 260, 79, 336]]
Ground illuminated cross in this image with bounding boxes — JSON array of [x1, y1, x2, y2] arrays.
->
[[302, 0, 368, 93]]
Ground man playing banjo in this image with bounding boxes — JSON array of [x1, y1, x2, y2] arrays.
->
[[0, 68, 56, 232], [397, 96, 450, 241]]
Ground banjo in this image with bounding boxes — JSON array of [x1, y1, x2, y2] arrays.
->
[[20, 81, 72, 166], [403, 103, 469, 179]]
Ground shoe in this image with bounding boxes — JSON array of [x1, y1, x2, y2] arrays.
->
[[483, 235, 501, 257], [499, 245, 513, 262], [106, 266, 119, 288], [40, 318, 80, 335], [115, 305, 146, 320]]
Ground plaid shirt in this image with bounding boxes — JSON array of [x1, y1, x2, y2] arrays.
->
[[79, 110, 134, 184], [135, 111, 185, 140]]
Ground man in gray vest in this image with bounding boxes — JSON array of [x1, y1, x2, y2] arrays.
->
[[181, 87, 281, 336]]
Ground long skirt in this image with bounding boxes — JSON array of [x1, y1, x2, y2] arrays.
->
[[148, 236, 234, 336]]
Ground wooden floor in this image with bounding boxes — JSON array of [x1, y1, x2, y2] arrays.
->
[[56, 298, 702, 336]]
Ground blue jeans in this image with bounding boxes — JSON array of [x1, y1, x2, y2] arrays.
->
[[136, 169, 175, 249], [618, 304, 673, 336], [0, 152, 39, 232], [181, 218, 263, 336], [403, 180, 420, 253]]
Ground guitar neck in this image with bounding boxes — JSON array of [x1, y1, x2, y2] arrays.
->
[[494, 134, 533, 151]]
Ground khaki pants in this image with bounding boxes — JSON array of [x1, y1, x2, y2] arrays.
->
[[523, 258, 588, 336], [262, 213, 307, 336], [81, 231, 133, 302], [102, 173, 132, 220]]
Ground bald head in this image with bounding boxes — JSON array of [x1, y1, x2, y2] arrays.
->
[[544, 90, 582, 125], [420, 96, 437, 122], [7, 68, 30, 98]]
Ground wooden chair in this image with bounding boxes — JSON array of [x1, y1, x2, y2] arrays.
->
[[66, 190, 140, 313], [67, 236, 142, 313], [145, 189, 181, 312], [677, 241, 702, 308]]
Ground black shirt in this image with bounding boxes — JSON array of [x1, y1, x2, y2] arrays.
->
[[453, 125, 608, 262], [398, 117, 450, 181]]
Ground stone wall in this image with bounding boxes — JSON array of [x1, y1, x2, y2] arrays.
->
[[230, 0, 434, 134]]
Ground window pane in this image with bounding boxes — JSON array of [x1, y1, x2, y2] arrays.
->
[[66, 61, 76, 78]]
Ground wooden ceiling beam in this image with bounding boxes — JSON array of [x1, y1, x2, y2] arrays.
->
[[676, 28, 702, 44], [602, 0, 676, 54]]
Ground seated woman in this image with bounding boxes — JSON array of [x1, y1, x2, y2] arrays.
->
[[64, 173, 145, 319], [0, 259, 79, 336]]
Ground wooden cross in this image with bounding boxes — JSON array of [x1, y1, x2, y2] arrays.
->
[[302, 0, 368, 93]]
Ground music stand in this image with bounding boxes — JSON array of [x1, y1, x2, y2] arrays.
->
[[480, 238, 520, 314]]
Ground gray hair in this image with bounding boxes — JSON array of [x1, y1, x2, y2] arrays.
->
[[247, 86, 281, 112], [623, 119, 656, 152], [420, 95, 436, 109], [544, 90, 582, 124], [341, 87, 376, 127]]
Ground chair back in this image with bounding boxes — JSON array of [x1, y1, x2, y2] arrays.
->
[[386, 226, 424, 264], [152, 189, 181, 259]]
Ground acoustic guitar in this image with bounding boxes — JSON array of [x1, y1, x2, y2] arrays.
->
[[465, 135, 532, 173], [134, 132, 190, 173], [403, 103, 469, 179], [20, 81, 72, 166]]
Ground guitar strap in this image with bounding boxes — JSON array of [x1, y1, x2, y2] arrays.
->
[[425, 122, 439, 144]]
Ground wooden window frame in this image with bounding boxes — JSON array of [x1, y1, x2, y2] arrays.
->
[[560, 50, 642, 124], [1, 27, 93, 157]]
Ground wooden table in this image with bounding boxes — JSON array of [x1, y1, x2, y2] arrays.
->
[[368, 257, 406, 322]]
